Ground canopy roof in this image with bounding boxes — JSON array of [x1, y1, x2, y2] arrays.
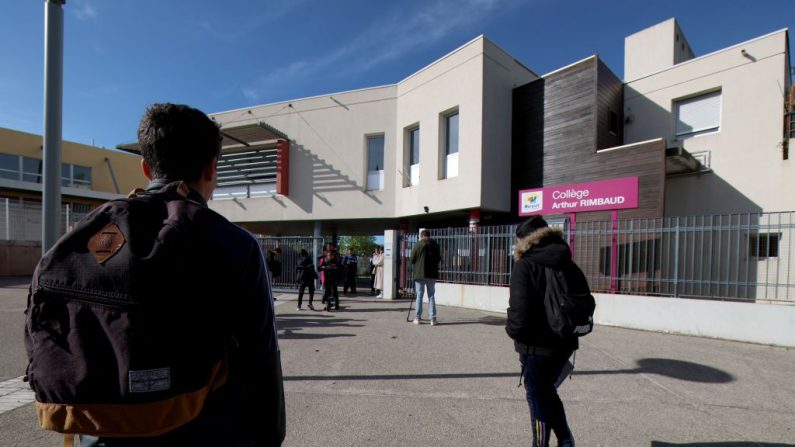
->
[[115, 121, 288, 155]]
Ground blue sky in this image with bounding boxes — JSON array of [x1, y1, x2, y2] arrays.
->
[[1, 0, 793, 150]]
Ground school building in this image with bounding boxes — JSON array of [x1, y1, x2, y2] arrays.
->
[[3, 18, 793, 344], [0, 127, 144, 274]]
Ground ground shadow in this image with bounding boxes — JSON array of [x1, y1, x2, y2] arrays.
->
[[437, 315, 507, 326], [277, 314, 364, 340], [284, 371, 519, 381], [652, 442, 794, 447], [283, 358, 733, 383], [576, 358, 734, 383], [343, 307, 403, 313]]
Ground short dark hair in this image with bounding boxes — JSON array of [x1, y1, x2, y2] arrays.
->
[[137, 103, 221, 182], [420, 230, 430, 238]]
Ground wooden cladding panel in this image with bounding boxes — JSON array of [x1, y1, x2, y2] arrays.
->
[[512, 56, 664, 218]]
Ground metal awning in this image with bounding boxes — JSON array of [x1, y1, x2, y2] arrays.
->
[[115, 121, 289, 154]]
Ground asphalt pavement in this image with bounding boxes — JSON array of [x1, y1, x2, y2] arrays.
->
[[1, 278, 793, 446]]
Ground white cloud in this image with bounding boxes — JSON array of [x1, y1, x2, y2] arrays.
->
[[242, 0, 525, 101], [196, 0, 312, 44], [74, 1, 98, 21]]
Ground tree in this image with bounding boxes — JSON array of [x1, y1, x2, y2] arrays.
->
[[336, 235, 377, 256]]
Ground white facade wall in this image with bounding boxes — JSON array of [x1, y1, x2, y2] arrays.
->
[[210, 86, 398, 223], [394, 38, 487, 217], [209, 36, 532, 225], [481, 39, 538, 211], [624, 30, 792, 215], [624, 18, 694, 80]]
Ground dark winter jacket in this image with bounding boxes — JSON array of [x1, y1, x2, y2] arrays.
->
[[319, 256, 343, 285], [410, 238, 441, 280], [296, 254, 317, 285], [25, 179, 286, 446], [506, 226, 586, 354], [266, 250, 282, 278]]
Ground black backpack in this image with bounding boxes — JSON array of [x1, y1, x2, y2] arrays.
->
[[543, 265, 596, 339], [24, 182, 230, 438]]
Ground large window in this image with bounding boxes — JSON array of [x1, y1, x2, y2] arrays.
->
[[674, 90, 721, 138], [366, 134, 385, 191], [443, 111, 459, 179], [405, 126, 420, 186], [0, 154, 19, 180], [0, 154, 91, 189], [23, 158, 42, 183]]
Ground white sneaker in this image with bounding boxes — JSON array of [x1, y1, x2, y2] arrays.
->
[[413, 318, 420, 325], [296, 307, 302, 311], [430, 319, 438, 326], [376, 293, 383, 298]]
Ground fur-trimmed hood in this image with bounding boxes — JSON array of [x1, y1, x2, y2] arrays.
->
[[513, 226, 570, 267]]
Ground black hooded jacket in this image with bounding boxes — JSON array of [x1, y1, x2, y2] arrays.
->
[[506, 226, 585, 354]]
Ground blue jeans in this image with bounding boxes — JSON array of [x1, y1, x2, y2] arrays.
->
[[414, 279, 436, 320], [520, 350, 574, 447]]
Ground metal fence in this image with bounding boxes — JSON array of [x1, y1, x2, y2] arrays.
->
[[257, 236, 325, 291], [0, 198, 92, 242], [400, 212, 795, 304]]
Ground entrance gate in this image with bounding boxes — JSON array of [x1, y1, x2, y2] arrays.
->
[[257, 236, 324, 292]]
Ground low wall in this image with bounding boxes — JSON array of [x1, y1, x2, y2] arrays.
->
[[434, 283, 510, 313], [594, 293, 795, 347], [431, 283, 795, 347], [0, 240, 41, 276]]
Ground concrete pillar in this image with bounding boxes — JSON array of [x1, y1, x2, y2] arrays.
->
[[382, 229, 398, 300]]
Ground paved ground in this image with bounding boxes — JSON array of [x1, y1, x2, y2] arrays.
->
[[1, 278, 794, 446]]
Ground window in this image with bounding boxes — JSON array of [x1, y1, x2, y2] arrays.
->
[[0, 154, 91, 188], [443, 112, 459, 179], [749, 233, 780, 258], [0, 153, 19, 181], [608, 108, 619, 136], [366, 135, 385, 191], [674, 90, 721, 138], [23, 157, 42, 183], [71, 165, 92, 189], [404, 126, 420, 186]]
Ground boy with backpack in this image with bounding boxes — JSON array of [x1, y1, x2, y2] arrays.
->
[[506, 216, 595, 447], [25, 103, 285, 446]]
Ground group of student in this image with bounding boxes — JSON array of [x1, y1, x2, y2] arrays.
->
[[294, 243, 384, 311]]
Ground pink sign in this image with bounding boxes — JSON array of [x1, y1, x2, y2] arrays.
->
[[518, 177, 639, 216]]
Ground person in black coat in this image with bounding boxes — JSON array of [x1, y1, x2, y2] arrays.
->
[[319, 250, 343, 311], [506, 216, 588, 447], [296, 249, 317, 310]]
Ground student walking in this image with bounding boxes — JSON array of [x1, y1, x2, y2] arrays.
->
[[410, 230, 441, 325], [320, 249, 343, 311], [506, 216, 591, 447], [296, 249, 317, 310]]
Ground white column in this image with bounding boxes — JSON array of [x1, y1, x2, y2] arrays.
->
[[382, 230, 397, 300]]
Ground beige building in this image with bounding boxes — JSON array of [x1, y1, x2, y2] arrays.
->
[[0, 127, 145, 274], [208, 36, 536, 235], [624, 18, 793, 215]]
